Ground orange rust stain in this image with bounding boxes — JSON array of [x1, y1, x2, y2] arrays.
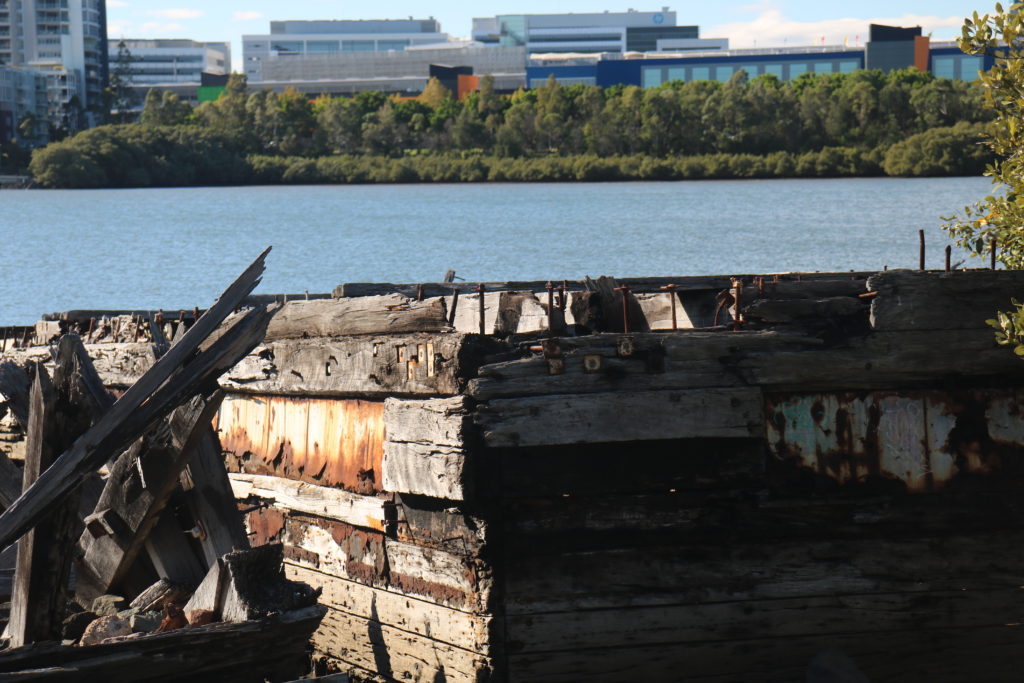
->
[[218, 394, 385, 492]]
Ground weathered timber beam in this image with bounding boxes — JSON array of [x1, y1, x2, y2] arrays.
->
[[382, 397, 472, 500], [76, 391, 225, 602], [868, 269, 1024, 331], [220, 333, 499, 397], [476, 388, 764, 448], [0, 455, 20, 510], [180, 430, 251, 566], [264, 295, 449, 341], [8, 366, 79, 647], [335, 272, 878, 299], [229, 472, 389, 531], [0, 284, 273, 553], [0, 360, 31, 427], [41, 293, 330, 324]]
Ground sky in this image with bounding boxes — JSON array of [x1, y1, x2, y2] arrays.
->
[[105, 1, 987, 72]]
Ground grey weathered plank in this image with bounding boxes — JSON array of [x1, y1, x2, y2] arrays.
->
[[382, 397, 472, 500], [0, 361, 31, 427], [0, 268, 272, 554], [476, 388, 764, 448], [868, 269, 1024, 331], [0, 455, 20, 510], [220, 333, 492, 397], [229, 473, 389, 531], [264, 296, 449, 341]]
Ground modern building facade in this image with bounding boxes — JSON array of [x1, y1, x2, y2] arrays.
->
[[243, 19, 452, 81], [526, 25, 995, 89], [0, 64, 47, 144], [108, 39, 229, 88], [0, 0, 108, 130], [471, 9, 724, 55], [253, 44, 526, 96]]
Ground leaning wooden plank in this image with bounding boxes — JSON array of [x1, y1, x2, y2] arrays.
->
[[0, 605, 326, 682], [142, 506, 207, 588], [0, 455, 21, 510], [868, 270, 1024, 331], [264, 295, 448, 341], [179, 429, 251, 567], [476, 388, 764, 448], [229, 473, 389, 531], [8, 367, 75, 647], [75, 391, 224, 603], [0, 361, 31, 428], [382, 397, 472, 500], [0, 296, 273, 554], [219, 333, 496, 398]]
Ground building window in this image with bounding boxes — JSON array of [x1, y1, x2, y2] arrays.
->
[[932, 56, 955, 79], [813, 62, 833, 74], [642, 66, 663, 88], [307, 41, 339, 54], [271, 41, 303, 55], [667, 67, 686, 82], [839, 60, 858, 73], [714, 65, 734, 82], [691, 66, 710, 81], [764, 64, 783, 78], [377, 39, 410, 51], [789, 63, 807, 79], [342, 40, 375, 52], [961, 55, 984, 81]]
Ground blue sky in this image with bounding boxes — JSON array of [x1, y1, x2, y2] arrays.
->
[[105, 1, 985, 71]]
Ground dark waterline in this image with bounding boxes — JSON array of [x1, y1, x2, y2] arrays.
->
[[1, 176, 990, 325]]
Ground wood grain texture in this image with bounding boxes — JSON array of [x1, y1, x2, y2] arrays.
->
[[265, 296, 448, 341], [476, 388, 764, 447], [382, 397, 472, 500], [230, 473, 389, 531]]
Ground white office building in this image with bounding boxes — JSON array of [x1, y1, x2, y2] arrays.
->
[[108, 39, 229, 87], [0, 0, 108, 129], [472, 8, 724, 55], [243, 19, 452, 81]]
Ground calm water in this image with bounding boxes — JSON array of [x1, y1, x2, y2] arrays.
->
[[0, 176, 991, 325]]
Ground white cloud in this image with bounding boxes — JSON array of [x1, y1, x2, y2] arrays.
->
[[106, 0, 129, 7], [147, 8, 204, 20], [707, 10, 965, 48], [232, 11, 263, 21], [139, 21, 187, 34], [106, 19, 133, 36]]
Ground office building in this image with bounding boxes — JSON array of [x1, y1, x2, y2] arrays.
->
[[0, 64, 47, 144], [243, 19, 452, 81], [0, 0, 108, 129], [108, 39, 229, 88], [472, 9, 724, 55]]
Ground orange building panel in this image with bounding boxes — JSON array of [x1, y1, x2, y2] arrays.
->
[[914, 35, 931, 72]]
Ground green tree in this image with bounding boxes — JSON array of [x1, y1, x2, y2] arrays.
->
[[107, 40, 138, 123], [140, 89, 191, 127]]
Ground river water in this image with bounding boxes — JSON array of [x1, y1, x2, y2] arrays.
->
[[0, 176, 991, 325]]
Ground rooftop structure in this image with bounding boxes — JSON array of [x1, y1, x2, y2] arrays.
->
[[471, 8, 724, 55], [243, 18, 452, 81], [108, 39, 230, 88]]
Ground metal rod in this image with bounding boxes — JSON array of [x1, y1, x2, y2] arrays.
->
[[614, 285, 631, 334], [732, 279, 743, 332], [919, 230, 926, 271], [477, 283, 486, 335], [661, 284, 678, 330], [945, 245, 952, 272], [992, 238, 998, 270], [448, 289, 459, 326], [416, 284, 425, 302], [546, 282, 554, 333], [559, 281, 568, 312]]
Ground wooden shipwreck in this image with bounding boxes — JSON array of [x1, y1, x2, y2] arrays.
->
[[4, 267, 1024, 681]]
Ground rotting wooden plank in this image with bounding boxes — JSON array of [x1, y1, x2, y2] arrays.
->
[[8, 366, 77, 647], [311, 605, 492, 683], [505, 624, 1024, 683], [868, 269, 1024, 331], [220, 333, 495, 398], [179, 429, 251, 566], [76, 391, 225, 603], [382, 397, 472, 500], [0, 605, 326, 683], [476, 388, 764, 448], [219, 395, 384, 492], [230, 473, 389, 531], [0, 455, 21, 509], [265, 296, 449, 341], [285, 563, 492, 653], [0, 250, 271, 553], [0, 361, 31, 428], [504, 588, 1024, 655], [143, 506, 207, 587]]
